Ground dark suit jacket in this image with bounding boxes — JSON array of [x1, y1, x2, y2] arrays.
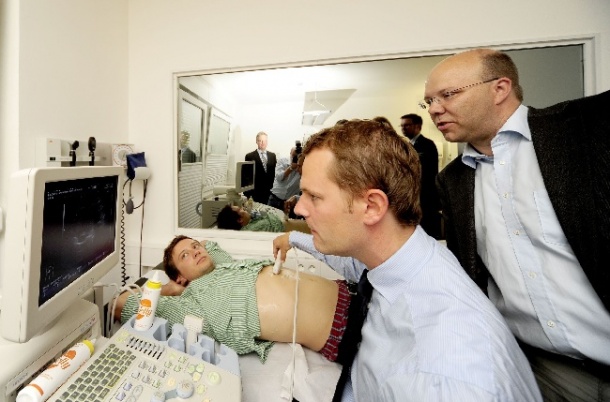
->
[[245, 149, 277, 203], [437, 90, 610, 311], [180, 146, 197, 163], [413, 134, 441, 239]]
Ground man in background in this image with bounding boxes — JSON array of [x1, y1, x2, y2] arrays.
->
[[425, 48, 610, 401], [245, 131, 276, 203], [179, 130, 197, 163], [400, 113, 441, 239]]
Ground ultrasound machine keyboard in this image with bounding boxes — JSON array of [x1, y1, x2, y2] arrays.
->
[[48, 321, 242, 402]]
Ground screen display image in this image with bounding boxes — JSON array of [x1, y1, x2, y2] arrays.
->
[[39, 176, 118, 306], [0, 166, 123, 343]]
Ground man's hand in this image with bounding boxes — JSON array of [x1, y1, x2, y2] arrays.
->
[[284, 195, 298, 215], [113, 291, 130, 322], [282, 163, 298, 180], [161, 280, 186, 296], [113, 279, 185, 323], [273, 232, 292, 262]]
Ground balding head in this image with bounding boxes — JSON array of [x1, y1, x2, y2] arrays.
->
[[423, 48, 522, 155], [429, 49, 523, 101]]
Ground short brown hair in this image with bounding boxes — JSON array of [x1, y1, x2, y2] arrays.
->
[[480, 50, 523, 102], [372, 116, 395, 130], [163, 235, 191, 281], [302, 119, 422, 226]]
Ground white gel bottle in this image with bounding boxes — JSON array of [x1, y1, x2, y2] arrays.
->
[[17, 339, 95, 402], [133, 271, 163, 331]]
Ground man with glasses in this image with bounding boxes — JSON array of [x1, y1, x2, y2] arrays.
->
[[400, 113, 441, 239], [424, 48, 610, 401]]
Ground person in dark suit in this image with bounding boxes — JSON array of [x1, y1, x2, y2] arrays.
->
[[244, 131, 276, 203], [424, 48, 610, 401], [400, 113, 441, 239], [179, 130, 197, 163], [181, 146, 196, 164]]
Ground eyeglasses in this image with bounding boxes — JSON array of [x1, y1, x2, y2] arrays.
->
[[419, 77, 500, 110]]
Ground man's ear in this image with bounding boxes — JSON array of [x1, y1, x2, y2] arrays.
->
[[362, 189, 388, 226], [493, 77, 513, 104], [175, 274, 188, 286]]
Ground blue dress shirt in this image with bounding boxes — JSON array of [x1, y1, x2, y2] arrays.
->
[[462, 105, 610, 364], [290, 228, 541, 401]]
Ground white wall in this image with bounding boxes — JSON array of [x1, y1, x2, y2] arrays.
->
[[127, 0, 610, 251], [0, 0, 129, 279], [2, 0, 610, 274]]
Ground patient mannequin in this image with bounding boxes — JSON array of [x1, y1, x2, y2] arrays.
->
[[216, 204, 285, 232], [114, 235, 351, 363]]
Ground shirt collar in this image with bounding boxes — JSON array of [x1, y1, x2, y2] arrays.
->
[[367, 226, 433, 302], [461, 104, 530, 169], [409, 133, 422, 145]]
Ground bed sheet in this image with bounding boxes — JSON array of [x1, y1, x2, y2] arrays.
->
[[239, 343, 341, 402]]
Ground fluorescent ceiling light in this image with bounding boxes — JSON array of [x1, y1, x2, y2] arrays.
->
[[302, 110, 331, 125], [302, 92, 332, 125], [302, 109, 331, 116]]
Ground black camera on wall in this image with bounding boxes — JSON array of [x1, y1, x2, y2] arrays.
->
[[293, 140, 303, 163]]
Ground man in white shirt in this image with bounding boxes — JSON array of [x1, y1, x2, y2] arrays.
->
[[267, 147, 301, 210], [425, 48, 610, 401], [273, 119, 541, 401]]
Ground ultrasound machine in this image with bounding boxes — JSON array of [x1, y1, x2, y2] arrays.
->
[[0, 167, 241, 402]]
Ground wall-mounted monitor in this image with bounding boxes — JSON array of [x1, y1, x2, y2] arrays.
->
[[0, 166, 123, 343]]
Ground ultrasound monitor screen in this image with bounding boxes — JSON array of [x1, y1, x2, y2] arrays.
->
[[39, 175, 118, 306]]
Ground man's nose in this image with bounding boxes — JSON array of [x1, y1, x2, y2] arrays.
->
[[427, 100, 445, 115], [294, 199, 306, 217]]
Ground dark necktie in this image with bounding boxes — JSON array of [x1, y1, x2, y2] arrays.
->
[[333, 269, 373, 401]]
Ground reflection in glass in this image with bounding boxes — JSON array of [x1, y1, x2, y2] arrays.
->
[[179, 97, 203, 162], [178, 89, 207, 228], [175, 45, 585, 232]]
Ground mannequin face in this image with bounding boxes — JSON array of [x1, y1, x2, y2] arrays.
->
[[230, 205, 251, 226], [171, 238, 215, 285]]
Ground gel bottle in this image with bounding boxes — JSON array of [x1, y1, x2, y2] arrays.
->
[[133, 270, 163, 331], [17, 339, 95, 402]]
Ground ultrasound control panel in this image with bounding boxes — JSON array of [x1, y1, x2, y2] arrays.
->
[[47, 319, 241, 402]]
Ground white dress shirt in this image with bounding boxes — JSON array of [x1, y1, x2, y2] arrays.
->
[[290, 228, 541, 402], [270, 157, 301, 200], [462, 105, 610, 365]]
